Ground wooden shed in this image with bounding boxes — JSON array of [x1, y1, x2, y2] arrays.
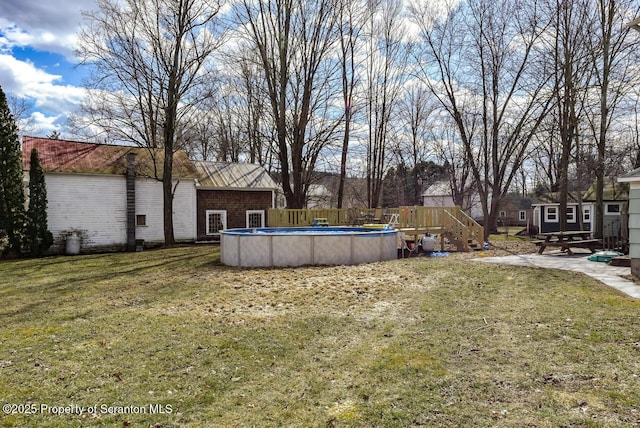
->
[[532, 177, 627, 237], [194, 161, 278, 242]]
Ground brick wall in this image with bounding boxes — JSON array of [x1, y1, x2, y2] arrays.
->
[[197, 189, 272, 240]]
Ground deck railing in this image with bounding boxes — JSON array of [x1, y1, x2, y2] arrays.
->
[[447, 208, 484, 244], [266, 208, 353, 227], [267, 206, 484, 250]]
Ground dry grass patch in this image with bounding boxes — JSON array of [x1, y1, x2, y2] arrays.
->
[[0, 243, 639, 427]]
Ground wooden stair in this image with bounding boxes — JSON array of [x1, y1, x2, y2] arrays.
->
[[441, 231, 482, 252]]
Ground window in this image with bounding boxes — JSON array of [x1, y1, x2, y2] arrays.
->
[[566, 206, 576, 223], [206, 210, 227, 235], [136, 215, 146, 226], [606, 203, 621, 215], [246, 210, 265, 228], [583, 207, 591, 222], [499, 210, 506, 218], [519, 210, 526, 221], [545, 206, 558, 223]]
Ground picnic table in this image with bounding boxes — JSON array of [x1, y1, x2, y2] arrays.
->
[[534, 230, 602, 255]]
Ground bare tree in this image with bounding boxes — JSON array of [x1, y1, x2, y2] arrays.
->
[[528, 116, 560, 193], [76, 0, 223, 245], [7, 94, 35, 135], [411, 0, 554, 237], [543, 0, 595, 231], [425, 119, 477, 213], [190, 49, 276, 168], [336, 0, 367, 208], [586, 0, 640, 238], [213, 90, 245, 162], [182, 110, 218, 161], [392, 83, 438, 204], [237, 0, 341, 208], [622, 86, 640, 168], [236, 57, 273, 167], [365, 0, 409, 208], [399, 85, 437, 203]]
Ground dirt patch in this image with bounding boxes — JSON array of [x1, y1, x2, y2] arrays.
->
[[443, 239, 537, 260], [151, 240, 537, 324], [153, 260, 435, 325]]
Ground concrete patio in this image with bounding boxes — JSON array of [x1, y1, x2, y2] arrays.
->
[[474, 251, 640, 299]]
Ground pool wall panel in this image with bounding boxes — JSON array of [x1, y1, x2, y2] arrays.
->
[[313, 235, 352, 265], [220, 227, 398, 267], [272, 235, 312, 266], [220, 234, 239, 266], [239, 235, 272, 267]]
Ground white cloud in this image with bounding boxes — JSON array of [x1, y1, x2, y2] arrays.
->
[[0, 54, 85, 136], [25, 111, 62, 136], [0, 0, 94, 135], [0, 0, 97, 60], [0, 24, 32, 51], [0, 53, 60, 92]]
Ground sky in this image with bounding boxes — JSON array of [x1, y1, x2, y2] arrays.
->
[[0, 0, 440, 141], [0, 0, 96, 137]]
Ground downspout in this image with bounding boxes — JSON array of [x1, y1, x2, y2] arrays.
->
[[126, 152, 136, 252]]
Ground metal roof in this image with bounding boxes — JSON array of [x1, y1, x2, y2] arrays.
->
[[421, 180, 451, 196], [22, 136, 198, 179], [194, 161, 278, 190], [618, 168, 640, 182]]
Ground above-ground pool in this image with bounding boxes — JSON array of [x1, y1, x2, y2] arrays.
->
[[220, 227, 398, 267]]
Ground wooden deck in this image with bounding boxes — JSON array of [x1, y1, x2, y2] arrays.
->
[[267, 206, 484, 252]]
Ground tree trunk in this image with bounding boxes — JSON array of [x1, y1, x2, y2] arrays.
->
[[163, 172, 175, 245], [595, 0, 611, 240], [163, 129, 175, 246], [337, 112, 350, 208]]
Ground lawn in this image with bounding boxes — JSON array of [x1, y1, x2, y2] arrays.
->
[[1, 245, 639, 427]]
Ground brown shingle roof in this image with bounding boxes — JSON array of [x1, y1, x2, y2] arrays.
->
[[22, 136, 198, 179], [533, 191, 582, 204], [582, 176, 628, 201]]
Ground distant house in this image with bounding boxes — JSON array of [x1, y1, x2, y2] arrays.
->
[[421, 180, 484, 220], [531, 177, 628, 236], [22, 136, 277, 253], [497, 194, 535, 228], [194, 161, 278, 242], [421, 181, 455, 208], [532, 192, 586, 234], [306, 184, 332, 209], [583, 177, 628, 238]]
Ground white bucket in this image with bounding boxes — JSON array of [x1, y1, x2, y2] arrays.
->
[[65, 233, 81, 255]]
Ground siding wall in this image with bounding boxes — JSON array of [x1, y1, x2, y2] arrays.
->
[[45, 173, 197, 253], [197, 189, 273, 241], [628, 183, 640, 264], [135, 178, 196, 243], [536, 204, 593, 234], [46, 173, 128, 252]]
